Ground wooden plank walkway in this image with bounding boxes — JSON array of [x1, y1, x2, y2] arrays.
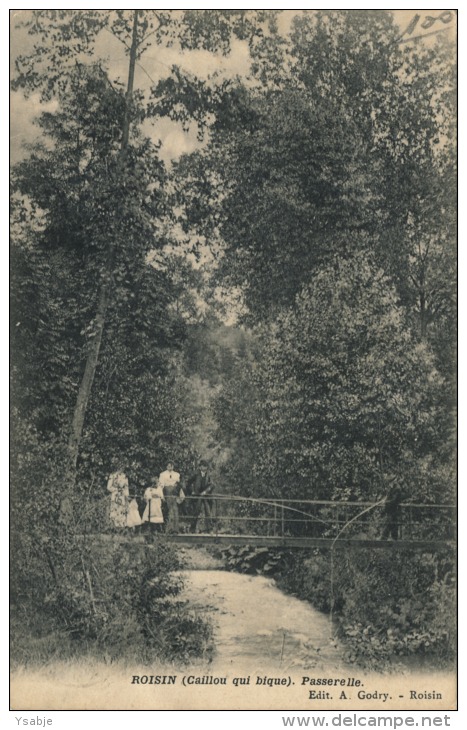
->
[[89, 533, 454, 551], [161, 533, 455, 550]]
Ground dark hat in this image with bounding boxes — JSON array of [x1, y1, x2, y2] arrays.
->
[[199, 460, 208, 467]]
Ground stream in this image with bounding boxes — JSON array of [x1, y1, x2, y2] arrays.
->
[[177, 547, 346, 673]]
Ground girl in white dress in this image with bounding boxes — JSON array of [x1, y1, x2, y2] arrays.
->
[[126, 496, 142, 529], [142, 479, 165, 532]]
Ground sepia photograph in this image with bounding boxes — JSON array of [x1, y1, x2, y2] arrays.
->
[[10, 7, 457, 712]]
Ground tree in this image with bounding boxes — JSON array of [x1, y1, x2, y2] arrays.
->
[[213, 338, 262, 497], [217, 255, 448, 504], [12, 65, 167, 519], [172, 10, 455, 344], [11, 9, 270, 515]]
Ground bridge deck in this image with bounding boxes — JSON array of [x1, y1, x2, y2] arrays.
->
[[90, 533, 454, 551]]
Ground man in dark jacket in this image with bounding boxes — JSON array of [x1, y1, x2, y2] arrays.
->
[[381, 481, 404, 540], [186, 461, 214, 533]]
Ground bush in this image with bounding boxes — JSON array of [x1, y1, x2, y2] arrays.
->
[[277, 547, 456, 670], [10, 411, 213, 667], [220, 545, 287, 575], [10, 532, 213, 666]]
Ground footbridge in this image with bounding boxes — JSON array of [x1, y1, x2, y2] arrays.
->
[[91, 494, 455, 551]]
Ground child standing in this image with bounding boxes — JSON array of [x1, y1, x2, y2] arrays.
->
[[142, 478, 165, 533]]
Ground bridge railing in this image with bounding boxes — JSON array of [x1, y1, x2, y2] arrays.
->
[[77, 492, 455, 542], [178, 494, 455, 541]]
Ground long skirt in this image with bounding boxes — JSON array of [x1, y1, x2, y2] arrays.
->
[[142, 498, 164, 524], [109, 493, 128, 528], [165, 495, 179, 532], [127, 499, 142, 527]]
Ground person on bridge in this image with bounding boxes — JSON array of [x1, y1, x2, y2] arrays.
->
[[107, 466, 130, 530], [142, 478, 165, 532], [126, 495, 143, 529], [381, 481, 404, 540], [186, 460, 215, 533], [159, 462, 182, 533]]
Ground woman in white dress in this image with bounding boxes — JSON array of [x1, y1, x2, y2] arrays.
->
[[107, 470, 130, 529], [142, 479, 165, 532]]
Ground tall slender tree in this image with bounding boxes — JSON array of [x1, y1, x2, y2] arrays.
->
[[12, 9, 269, 516]]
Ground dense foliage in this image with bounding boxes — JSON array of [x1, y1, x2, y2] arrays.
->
[[278, 548, 456, 670], [203, 12, 456, 515], [215, 256, 453, 505], [11, 530, 212, 665]]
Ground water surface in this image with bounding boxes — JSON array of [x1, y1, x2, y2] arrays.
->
[[180, 568, 345, 672]]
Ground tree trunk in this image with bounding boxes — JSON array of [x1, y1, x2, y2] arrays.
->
[[61, 10, 140, 521], [420, 289, 427, 340], [67, 274, 111, 476], [122, 10, 139, 150], [418, 260, 428, 341]]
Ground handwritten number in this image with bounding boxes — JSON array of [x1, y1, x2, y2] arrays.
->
[[439, 11, 453, 24], [399, 11, 453, 44], [421, 16, 436, 30], [402, 14, 421, 38]]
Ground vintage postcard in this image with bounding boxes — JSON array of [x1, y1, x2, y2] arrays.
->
[[10, 8, 457, 712]]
